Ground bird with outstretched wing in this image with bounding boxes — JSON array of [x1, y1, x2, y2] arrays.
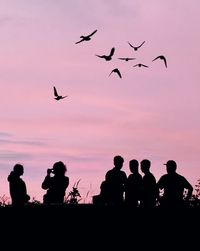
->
[[96, 47, 115, 61], [109, 68, 122, 78], [127, 41, 145, 51], [75, 30, 97, 44], [152, 55, 167, 68], [118, 57, 136, 62], [53, 86, 67, 101]]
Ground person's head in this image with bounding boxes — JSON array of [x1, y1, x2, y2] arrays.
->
[[164, 160, 177, 174], [129, 159, 139, 173], [113, 155, 124, 170], [52, 161, 67, 176], [13, 163, 24, 176], [140, 159, 151, 174]]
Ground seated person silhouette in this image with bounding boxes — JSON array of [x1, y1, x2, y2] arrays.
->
[[125, 159, 143, 207], [140, 159, 157, 208], [42, 161, 69, 204], [7, 163, 30, 206], [92, 175, 112, 206], [157, 160, 193, 208], [103, 155, 127, 206]]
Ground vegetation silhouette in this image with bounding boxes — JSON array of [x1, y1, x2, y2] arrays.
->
[[65, 179, 81, 204]]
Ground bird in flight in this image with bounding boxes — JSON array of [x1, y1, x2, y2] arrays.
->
[[75, 30, 97, 44], [152, 55, 167, 68], [118, 57, 136, 62], [133, 63, 149, 68], [127, 41, 145, 51], [96, 47, 115, 61], [53, 86, 67, 100], [109, 68, 122, 78]]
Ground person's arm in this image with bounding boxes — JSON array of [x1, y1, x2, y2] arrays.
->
[[65, 176, 69, 189], [156, 177, 164, 201], [41, 169, 52, 189], [184, 178, 193, 200]]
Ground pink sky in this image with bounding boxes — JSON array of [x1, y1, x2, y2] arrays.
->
[[0, 0, 200, 203]]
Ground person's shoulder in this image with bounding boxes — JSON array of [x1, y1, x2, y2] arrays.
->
[[149, 172, 156, 178], [157, 174, 168, 183], [106, 169, 113, 175], [160, 174, 168, 179], [120, 170, 127, 176], [177, 173, 189, 182]]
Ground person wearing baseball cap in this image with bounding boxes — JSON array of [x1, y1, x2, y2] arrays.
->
[[157, 160, 193, 208]]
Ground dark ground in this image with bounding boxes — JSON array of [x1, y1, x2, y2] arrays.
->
[[1, 204, 199, 249]]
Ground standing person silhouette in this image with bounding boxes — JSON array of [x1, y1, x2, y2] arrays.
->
[[125, 159, 143, 207], [7, 163, 30, 206], [157, 160, 193, 208], [140, 159, 157, 208], [105, 155, 127, 206], [42, 161, 69, 204]]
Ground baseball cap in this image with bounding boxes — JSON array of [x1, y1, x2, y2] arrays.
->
[[163, 160, 177, 166]]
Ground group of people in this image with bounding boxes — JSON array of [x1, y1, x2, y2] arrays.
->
[[6, 156, 193, 208], [93, 155, 193, 208], [7, 161, 69, 206]]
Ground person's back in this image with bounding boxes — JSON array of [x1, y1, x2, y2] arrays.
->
[[42, 161, 69, 204], [7, 164, 30, 206], [125, 159, 142, 207], [157, 160, 193, 208], [105, 155, 127, 205], [140, 159, 157, 208]]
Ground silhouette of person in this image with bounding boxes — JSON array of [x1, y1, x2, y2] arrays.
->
[[42, 161, 69, 204], [125, 159, 143, 207], [104, 155, 127, 205], [92, 175, 112, 206], [7, 163, 30, 206], [140, 159, 157, 208], [157, 160, 193, 208]]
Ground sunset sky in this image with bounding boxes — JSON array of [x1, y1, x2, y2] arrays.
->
[[0, 0, 200, 203]]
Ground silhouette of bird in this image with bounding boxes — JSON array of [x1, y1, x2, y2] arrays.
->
[[118, 57, 136, 61], [109, 68, 122, 78], [152, 55, 167, 68], [133, 63, 149, 68], [75, 30, 97, 44], [96, 47, 115, 61], [127, 41, 145, 51], [53, 86, 67, 100]]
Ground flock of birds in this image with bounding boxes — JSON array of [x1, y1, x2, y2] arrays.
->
[[53, 29, 167, 100]]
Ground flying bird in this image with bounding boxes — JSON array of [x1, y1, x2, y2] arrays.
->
[[127, 41, 145, 51], [152, 55, 167, 68], [118, 57, 136, 61], [109, 68, 122, 78], [133, 63, 149, 68], [53, 86, 67, 100], [75, 30, 97, 44], [96, 47, 115, 61]]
